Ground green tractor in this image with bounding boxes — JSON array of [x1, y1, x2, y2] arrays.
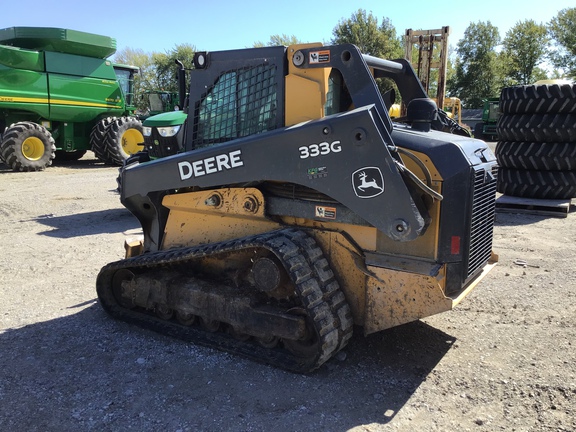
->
[[0, 27, 144, 171], [474, 98, 500, 141], [139, 60, 188, 159], [140, 90, 180, 119]]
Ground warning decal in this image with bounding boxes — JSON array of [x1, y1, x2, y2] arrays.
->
[[315, 206, 336, 220], [309, 50, 330, 64]]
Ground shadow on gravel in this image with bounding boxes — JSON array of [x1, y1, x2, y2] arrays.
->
[[0, 304, 454, 432], [30, 209, 139, 238], [51, 157, 116, 171], [0, 157, 115, 173], [494, 211, 549, 227], [493, 208, 576, 227]]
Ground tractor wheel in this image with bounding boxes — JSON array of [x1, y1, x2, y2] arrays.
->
[[0, 122, 56, 172], [496, 141, 576, 171], [497, 113, 576, 143], [105, 116, 144, 166], [500, 83, 576, 115], [90, 117, 115, 164], [497, 167, 576, 200]]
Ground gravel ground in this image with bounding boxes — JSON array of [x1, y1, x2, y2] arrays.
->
[[0, 153, 575, 432]]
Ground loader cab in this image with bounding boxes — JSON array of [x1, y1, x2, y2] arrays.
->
[[324, 69, 354, 116], [188, 44, 378, 151], [179, 43, 462, 156], [195, 68, 279, 147], [188, 47, 286, 151]]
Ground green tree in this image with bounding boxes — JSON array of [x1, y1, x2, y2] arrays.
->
[[447, 21, 501, 108], [253, 34, 302, 47], [331, 9, 403, 100], [113, 45, 196, 112], [501, 20, 549, 84], [445, 45, 457, 93], [548, 7, 576, 78], [330, 9, 402, 58], [152, 43, 196, 93]]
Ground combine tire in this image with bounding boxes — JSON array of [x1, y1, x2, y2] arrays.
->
[[105, 116, 144, 166], [500, 83, 576, 115], [0, 123, 5, 161], [0, 122, 56, 172], [497, 167, 576, 200], [496, 141, 576, 171], [497, 113, 576, 143], [90, 117, 115, 164]]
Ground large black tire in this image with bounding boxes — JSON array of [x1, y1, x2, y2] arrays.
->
[[497, 113, 576, 143], [500, 83, 576, 115], [495, 141, 576, 171], [0, 122, 6, 161], [0, 122, 56, 172], [497, 167, 576, 200], [90, 117, 115, 164], [105, 116, 144, 166]]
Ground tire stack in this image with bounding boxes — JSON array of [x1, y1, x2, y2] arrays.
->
[[496, 83, 576, 200]]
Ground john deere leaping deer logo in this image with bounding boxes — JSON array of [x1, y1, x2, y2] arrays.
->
[[352, 167, 385, 198]]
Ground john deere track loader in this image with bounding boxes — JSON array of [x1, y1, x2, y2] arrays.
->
[[97, 43, 498, 373]]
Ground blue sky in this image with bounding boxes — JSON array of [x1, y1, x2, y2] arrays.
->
[[1, 0, 573, 57]]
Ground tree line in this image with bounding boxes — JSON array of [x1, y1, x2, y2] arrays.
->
[[114, 7, 575, 111]]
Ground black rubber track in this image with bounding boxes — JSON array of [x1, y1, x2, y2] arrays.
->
[[295, 231, 354, 353], [96, 228, 353, 373], [497, 113, 576, 143], [500, 83, 576, 115], [495, 141, 576, 171], [497, 167, 576, 199]]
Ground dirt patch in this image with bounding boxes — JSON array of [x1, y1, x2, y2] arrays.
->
[[1, 153, 575, 431]]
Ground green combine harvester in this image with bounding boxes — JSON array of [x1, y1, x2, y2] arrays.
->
[[0, 27, 144, 171]]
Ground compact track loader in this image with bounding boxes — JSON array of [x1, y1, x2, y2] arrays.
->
[[97, 43, 498, 373]]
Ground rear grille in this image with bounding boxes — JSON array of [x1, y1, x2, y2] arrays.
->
[[467, 164, 497, 278], [143, 133, 179, 159]]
